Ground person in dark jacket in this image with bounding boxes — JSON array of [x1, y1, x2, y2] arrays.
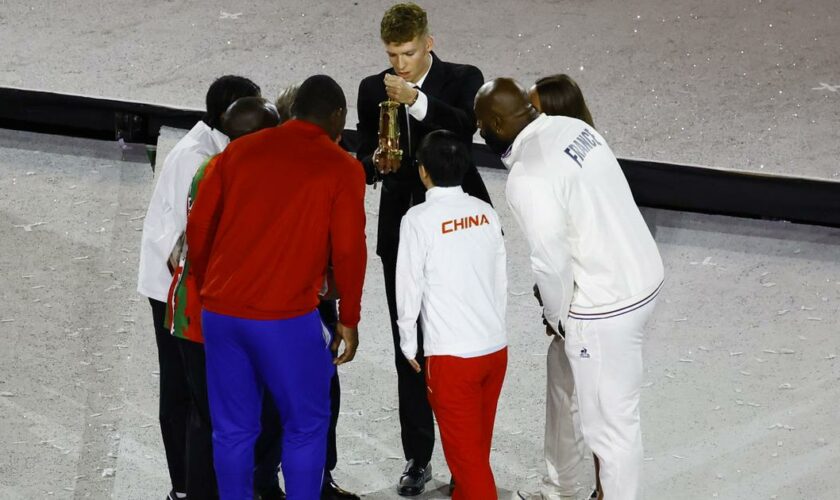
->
[[355, 3, 492, 496]]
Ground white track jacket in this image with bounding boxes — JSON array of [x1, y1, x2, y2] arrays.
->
[[137, 121, 228, 301], [503, 114, 664, 332], [396, 186, 507, 360]]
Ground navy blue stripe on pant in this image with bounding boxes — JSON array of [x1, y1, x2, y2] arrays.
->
[[203, 309, 334, 500]]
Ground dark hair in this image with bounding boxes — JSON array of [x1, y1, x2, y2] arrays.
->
[[380, 3, 429, 44], [534, 74, 594, 127], [204, 75, 261, 130], [274, 84, 300, 124], [416, 130, 470, 187], [291, 75, 346, 121], [221, 97, 280, 140]]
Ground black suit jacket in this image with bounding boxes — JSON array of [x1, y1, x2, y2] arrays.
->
[[356, 52, 492, 258]]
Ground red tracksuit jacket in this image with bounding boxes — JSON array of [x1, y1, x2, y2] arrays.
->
[[186, 119, 367, 327]]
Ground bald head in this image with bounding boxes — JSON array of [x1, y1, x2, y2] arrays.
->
[[221, 97, 281, 141], [475, 78, 532, 119], [474, 78, 538, 156]]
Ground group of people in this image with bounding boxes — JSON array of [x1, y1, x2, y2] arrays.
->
[[137, 3, 663, 500]]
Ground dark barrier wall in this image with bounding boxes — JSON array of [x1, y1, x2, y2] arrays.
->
[[2, 86, 839, 228], [0, 87, 201, 144]]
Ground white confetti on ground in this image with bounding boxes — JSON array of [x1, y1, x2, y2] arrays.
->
[[13, 221, 48, 231]]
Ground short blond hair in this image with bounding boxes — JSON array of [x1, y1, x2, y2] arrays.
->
[[380, 3, 428, 44], [274, 85, 299, 124]]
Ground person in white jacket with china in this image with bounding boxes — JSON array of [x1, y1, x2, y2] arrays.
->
[[396, 130, 508, 500]]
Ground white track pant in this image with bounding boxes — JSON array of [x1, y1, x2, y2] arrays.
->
[[543, 300, 656, 500], [563, 299, 656, 500], [540, 335, 587, 499]]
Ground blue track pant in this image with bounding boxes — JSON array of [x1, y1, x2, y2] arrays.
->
[[203, 309, 334, 500]]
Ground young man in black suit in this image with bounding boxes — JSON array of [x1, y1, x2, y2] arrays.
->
[[355, 3, 492, 496]]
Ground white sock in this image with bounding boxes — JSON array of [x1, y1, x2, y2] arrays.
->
[[175, 493, 186, 499]]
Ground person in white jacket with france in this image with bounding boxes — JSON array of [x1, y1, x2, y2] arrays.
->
[[396, 130, 508, 499], [475, 78, 664, 500]]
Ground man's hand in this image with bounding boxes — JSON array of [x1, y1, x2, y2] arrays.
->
[[373, 147, 401, 175], [332, 323, 359, 365], [543, 316, 565, 339], [535, 284, 564, 338], [407, 358, 422, 373], [384, 74, 419, 105]]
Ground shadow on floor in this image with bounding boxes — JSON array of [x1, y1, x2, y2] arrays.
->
[[359, 479, 515, 499]]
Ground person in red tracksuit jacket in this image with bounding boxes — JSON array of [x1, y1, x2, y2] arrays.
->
[[187, 75, 367, 500]]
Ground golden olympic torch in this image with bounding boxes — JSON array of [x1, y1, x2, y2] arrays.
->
[[377, 100, 403, 173]]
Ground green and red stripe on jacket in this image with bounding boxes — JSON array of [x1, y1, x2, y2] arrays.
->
[[164, 155, 217, 343]]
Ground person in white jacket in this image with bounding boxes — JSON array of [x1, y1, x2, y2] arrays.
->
[[475, 78, 664, 500], [136, 75, 261, 500], [396, 130, 508, 499], [526, 73, 601, 500]]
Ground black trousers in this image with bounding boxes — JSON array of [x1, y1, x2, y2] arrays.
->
[[317, 300, 342, 474], [150, 299, 285, 497], [381, 256, 435, 466], [177, 340, 221, 499], [151, 298, 189, 494]]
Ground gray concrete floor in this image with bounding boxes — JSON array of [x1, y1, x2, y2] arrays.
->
[[0, 127, 838, 499], [1, 1, 839, 498]]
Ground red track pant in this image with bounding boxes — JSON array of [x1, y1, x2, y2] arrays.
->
[[425, 347, 508, 500]]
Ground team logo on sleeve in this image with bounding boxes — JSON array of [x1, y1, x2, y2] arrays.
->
[[580, 348, 591, 359], [441, 213, 490, 234]]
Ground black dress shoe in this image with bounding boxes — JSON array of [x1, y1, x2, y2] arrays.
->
[[397, 459, 432, 497], [321, 478, 360, 500], [255, 483, 286, 500]]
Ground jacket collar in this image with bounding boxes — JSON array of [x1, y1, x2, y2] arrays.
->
[[192, 121, 229, 156], [414, 55, 433, 88], [418, 52, 446, 96], [502, 113, 549, 168], [426, 185, 465, 200]]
